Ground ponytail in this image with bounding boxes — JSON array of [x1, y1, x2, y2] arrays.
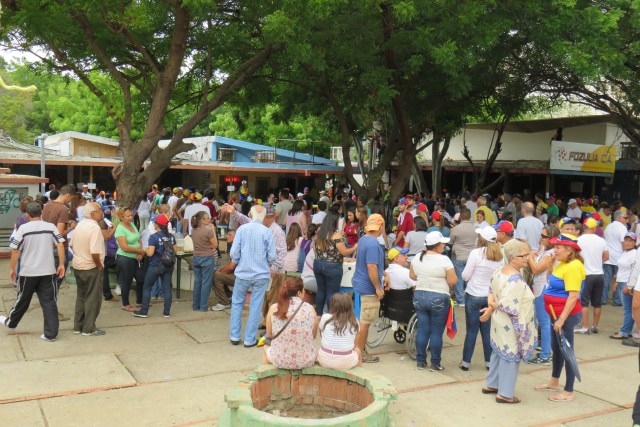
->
[[274, 277, 304, 320], [191, 211, 208, 229]]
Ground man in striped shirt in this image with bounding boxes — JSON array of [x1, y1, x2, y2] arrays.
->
[[2, 202, 65, 342]]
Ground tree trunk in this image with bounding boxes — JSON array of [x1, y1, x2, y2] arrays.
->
[[411, 156, 428, 196], [431, 137, 450, 196]]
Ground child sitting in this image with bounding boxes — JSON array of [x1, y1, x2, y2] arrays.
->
[[317, 293, 361, 370]]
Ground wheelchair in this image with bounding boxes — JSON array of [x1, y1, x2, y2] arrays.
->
[[366, 288, 418, 360]]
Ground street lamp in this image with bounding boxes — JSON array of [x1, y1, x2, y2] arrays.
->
[[37, 133, 48, 194]]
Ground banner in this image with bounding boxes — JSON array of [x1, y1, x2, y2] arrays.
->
[[550, 141, 617, 174]]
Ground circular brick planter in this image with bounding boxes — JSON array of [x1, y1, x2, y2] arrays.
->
[[220, 365, 397, 426]]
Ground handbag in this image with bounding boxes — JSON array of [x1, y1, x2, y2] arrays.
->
[[183, 235, 194, 252], [263, 300, 304, 346]]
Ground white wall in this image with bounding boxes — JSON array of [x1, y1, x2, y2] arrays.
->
[[419, 123, 625, 163]]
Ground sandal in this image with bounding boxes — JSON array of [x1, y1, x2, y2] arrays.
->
[[496, 395, 521, 404], [534, 384, 561, 392], [121, 305, 136, 312], [482, 387, 498, 394], [549, 393, 575, 402], [610, 332, 627, 340]]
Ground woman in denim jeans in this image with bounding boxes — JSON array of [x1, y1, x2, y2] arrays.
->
[[313, 211, 357, 316], [536, 233, 586, 402], [459, 226, 503, 371], [190, 211, 218, 311], [526, 225, 560, 365], [409, 231, 457, 371]]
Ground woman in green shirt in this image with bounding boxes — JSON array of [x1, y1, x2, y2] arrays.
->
[[115, 207, 145, 311]]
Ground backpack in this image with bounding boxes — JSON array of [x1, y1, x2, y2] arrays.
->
[[159, 235, 176, 267]]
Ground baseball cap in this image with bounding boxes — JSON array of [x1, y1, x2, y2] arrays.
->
[[154, 214, 169, 227], [576, 198, 582, 204], [568, 198, 577, 205], [365, 214, 385, 232], [182, 189, 190, 196], [190, 192, 202, 201], [431, 211, 442, 220], [398, 198, 407, 205], [582, 218, 598, 229], [559, 217, 577, 228], [625, 232, 637, 241], [172, 187, 179, 194], [493, 220, 514, 235], [319, 190, 326, 195], [417, 203, 427, 212], [512, 193, 522, 200], [425, 231, 450, 246], [388, 247, 409, 261], [475, 226, 497, 242], [549, 233, 581, 251], [587, 197, 593, 204]]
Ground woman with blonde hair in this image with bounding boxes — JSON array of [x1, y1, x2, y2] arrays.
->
[[114, 207, 145, 311], [459, 226, 503, 371], [317, 293, 361, 370]]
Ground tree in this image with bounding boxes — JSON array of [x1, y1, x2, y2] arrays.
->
[[257, 0, 556, 202], [536, 1, 640, 146], [0, 61, 35, 142], [1, 0, 278, 207]]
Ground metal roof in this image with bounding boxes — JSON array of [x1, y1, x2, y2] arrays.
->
[[466, 114, 614, 133]]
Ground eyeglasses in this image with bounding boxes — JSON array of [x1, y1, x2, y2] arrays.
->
[[514, 254, 529, 258]]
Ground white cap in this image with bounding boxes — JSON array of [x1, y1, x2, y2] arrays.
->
[[297, 192, 304, 198], [568, 198, 577, 205], [425, 231, 450, 246], [475, 226, 497, 242]]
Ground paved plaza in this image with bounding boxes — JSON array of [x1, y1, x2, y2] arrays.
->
[[0, 257, 637, 426]]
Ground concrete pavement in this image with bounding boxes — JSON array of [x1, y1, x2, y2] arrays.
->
[[0, 257, 638, 426]]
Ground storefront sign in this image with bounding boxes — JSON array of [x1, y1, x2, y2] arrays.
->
[[550, 141, 617, 174]]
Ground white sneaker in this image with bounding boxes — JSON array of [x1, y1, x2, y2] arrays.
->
[[211, 304, 230, 311], [115, 285, 122, 296], [40, 334, 56, 342], [574, 327, 590, 335], [0, 315, 7, 326]]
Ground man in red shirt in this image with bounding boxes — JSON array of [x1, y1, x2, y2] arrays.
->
[[394, 198, 414, 247]]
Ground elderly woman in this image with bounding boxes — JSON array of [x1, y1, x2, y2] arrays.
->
[[535, 233, 585, 402], [480, 240, 535, 404], [262, 277, 318, 369], [410, 231, 457, 371], [459, 226, 503, 371], [190, 210, 218, 312]]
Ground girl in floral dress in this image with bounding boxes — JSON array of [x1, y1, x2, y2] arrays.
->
[[262, 278, 318, 369]]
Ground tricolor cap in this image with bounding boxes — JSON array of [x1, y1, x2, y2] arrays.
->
[[549, 233, 581, 251]]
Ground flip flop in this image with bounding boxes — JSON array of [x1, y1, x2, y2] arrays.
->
[[121, 305, 136, 312], [609, 333, 626, 340], [482, 387, 498, 394], [549, 394, 575, 402], [496, 396, 521, 404], [534, 384, 561, 392]]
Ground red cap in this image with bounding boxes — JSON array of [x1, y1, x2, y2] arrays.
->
[[154, 214, 169, 227], [417, 204, 427, 212], [431, 211, 441, 220], [493, 220, 514, 235]]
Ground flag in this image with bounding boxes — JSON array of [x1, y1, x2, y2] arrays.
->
[[446, 298, 457, 339]]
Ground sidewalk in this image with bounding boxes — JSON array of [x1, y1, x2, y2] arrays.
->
[[0, 257, 637, 426]]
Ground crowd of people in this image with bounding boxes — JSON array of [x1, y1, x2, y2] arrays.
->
[[3, 182, 640, 414]]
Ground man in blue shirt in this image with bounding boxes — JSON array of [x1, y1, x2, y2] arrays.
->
[[229, 205, 275, 347], [352, 214, 389, 363]]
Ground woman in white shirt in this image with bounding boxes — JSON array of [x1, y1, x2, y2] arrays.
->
[[459, 226, 503, 371], [317, 293, 361, 370], [525, 225, 559, 365], [409, 231, 457, 371], [137, 195, 151, 231], [474, 211, 489, 229], [613, 232, 638, 339], [283, 222, 303, 273]]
